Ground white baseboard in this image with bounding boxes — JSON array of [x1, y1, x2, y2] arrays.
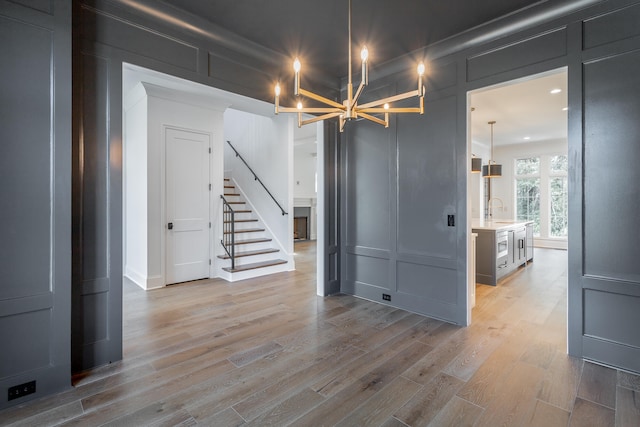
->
[[125, 266, 165, 290]]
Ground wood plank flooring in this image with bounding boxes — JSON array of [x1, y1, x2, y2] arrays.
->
[[2, 243, 639, 426]]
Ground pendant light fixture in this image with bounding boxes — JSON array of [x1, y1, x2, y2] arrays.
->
[[273, 0, 425, 132], [482, 120, 502, 178]]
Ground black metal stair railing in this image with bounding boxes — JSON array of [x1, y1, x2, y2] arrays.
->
[[220, 195, 235, 270], [226, 140, 288, 216]]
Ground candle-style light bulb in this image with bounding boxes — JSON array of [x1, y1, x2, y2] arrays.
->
[[360, 46, 369, 85], [384, 103, 389, 128], [274, 83, 281, 114], [297, 101, 303, 110], [417, 62, 425, 96], [417, 62, 425, 76], [293, 58, 301, 95]]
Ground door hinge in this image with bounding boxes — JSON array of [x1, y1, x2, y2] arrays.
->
[[209, 183, 212, 191], [209, 259, 211, 265], [209, 222, 211, 228], [208, 147, 211, 154]]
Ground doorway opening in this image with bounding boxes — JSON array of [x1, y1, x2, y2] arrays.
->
[[467, 68, 569, 323], [293, 120, 320, 277], [122, 63, 326, 293]]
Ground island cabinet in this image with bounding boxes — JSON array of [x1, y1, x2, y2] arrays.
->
[[526, 223, 534, 262], [472, 220, 534, 286], [513, 226, 527, 266]]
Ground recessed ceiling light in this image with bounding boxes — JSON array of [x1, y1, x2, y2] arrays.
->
[[550, 88, 562, 94], [523, 136, 531, 140]]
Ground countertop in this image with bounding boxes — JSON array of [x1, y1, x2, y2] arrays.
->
[[471, 219, 533, 231]]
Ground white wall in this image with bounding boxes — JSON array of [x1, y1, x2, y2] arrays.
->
[[470, 141, 491, 219], [294, 134, 318, 240], [223, 109, 294, 265], [123, 84, 148, 287], [294, 146, 317, 198], [124, 82, 227, 289]]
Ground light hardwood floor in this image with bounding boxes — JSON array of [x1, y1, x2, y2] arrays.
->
[[2, 243, 639, 426]]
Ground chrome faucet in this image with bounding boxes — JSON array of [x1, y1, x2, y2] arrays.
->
[[486, 197, 504, 220]]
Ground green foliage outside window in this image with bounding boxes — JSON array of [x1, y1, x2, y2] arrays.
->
[[516, 177, 541, 235], [516, 157, 540, 175], [515, 155, 568, 238], [515, 158, 541, 235], [550, 155, 568, 237]]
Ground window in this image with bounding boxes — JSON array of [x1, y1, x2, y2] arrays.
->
[[515, 158, 541, 235], [549, 155, 568, 237], [514, 154, 568, 241]]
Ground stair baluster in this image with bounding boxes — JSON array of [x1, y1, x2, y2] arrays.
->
[[220, 195, 235, 270]]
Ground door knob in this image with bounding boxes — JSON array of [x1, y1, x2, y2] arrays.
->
[[168, 222, 173, 230]]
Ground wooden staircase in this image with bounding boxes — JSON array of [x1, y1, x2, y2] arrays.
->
[[219, 179, 288, 276]]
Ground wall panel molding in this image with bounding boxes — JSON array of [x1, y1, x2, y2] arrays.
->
[[467, 27, 568, 82], [0, 0, 71, 409]]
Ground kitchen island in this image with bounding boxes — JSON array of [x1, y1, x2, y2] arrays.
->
[[472, 219, 534, 286]]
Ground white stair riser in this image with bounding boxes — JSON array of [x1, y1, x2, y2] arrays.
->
[[220, 253, 282, 267], [228, 232, 266, 241], [224, 224, 262, 232], [224, 263, 290, 282], [224, 212, 253, 221], [226, 241, 273, 252]]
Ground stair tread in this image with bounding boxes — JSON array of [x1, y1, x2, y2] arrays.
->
[[224, 228, 265, 234], [224, 219, 258, 223], [229, 238, 272, 245], [224, 193, 241, 197], [222, 259, 288, 273], [225, 209, 251, 214], [217, 248, 279, 259], [228, 201, 245, 204]]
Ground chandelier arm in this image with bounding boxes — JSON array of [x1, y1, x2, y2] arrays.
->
[[357, 89, 422, 109], [278, 107, 344, 114], [352, 80, 367, 106], [301, 112, 344, 126], [358, 111, 388, 127], [359, 107, 423, 113], [298, 88, 345, 110]]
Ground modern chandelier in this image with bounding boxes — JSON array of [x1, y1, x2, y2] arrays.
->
[[274, 0, 426, 132]]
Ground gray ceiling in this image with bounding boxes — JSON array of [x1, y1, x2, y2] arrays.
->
[[164, 0, 545, 79]]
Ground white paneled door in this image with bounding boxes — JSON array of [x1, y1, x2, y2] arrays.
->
[[165, 128, 210, 284]]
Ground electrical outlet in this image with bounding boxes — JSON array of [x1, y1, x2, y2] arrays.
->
[[447, 214, 455, 227], [382, 294, 391, 301], [8, 380, 36, 401]]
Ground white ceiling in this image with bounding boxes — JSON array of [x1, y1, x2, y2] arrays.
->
[[470, 69, 568, 148]]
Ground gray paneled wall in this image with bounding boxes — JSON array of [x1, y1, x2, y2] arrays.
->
[[577, 3, 640, 371], [0, 0, 72, 409], [72, 47, 123, 371], [340, 0, 640, 373], [342, 85, 461, 322]]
